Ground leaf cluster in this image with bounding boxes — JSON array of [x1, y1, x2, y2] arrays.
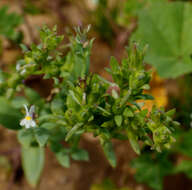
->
[[0, 25, 179, 186]]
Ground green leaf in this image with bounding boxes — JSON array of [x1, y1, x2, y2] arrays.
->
[[176, 130, 192, 157], [20, 44, 28, 52], [137, 94, 154, 100], [21, 146, 44, 187], [131, 152, 173, 190], [65, 123, 83, 141], [18, 129, 34, 147], [24, 88, 44, 107], [123, 108, 134, 117], [127, 130, 140, 155], [71, 148, 89, 161], [110, 57, 119, 73], [0, 97, 22, 130], [68, 90, 81, 106], [114, 115, 123, 127], [102, 141, 116, 168], [174, 160, 192, 178], [165, 109, 176, 117], [51, 98, 64, 114], [0, 6, 22, 40], [34, 128, 49, 147], [132, 1, 192, 78], [55, 150, 70, 168], [11, 96, 28, 109]]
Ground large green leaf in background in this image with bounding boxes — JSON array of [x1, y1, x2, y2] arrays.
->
[[0, 97, 22, 130], [132, 1, 192, 78], [0, 6, 22, 39], [22, 146, 44, 187]]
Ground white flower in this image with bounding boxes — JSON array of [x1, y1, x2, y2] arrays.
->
[[16, 63, 20, 71], [20, 68, 27, 75], [20, 105, 36, 129]]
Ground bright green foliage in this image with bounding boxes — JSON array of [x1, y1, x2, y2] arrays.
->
[[131, 1, 192, 78], [131, 152, 173, 190], [0, 26, 179, 186], [60, 25, 93, 81], [0, 6, 22, 41], [21, 146, 44, 187]]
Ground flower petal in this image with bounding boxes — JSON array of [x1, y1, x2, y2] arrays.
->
[[29, 105, 35, 117], [25, 123, 30, 129], [31, 120, 36, 127], [24, 105, 29, 115], [20, 119, 26, 126]]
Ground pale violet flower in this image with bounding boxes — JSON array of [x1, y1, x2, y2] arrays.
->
[[20, 105, 36, 129]]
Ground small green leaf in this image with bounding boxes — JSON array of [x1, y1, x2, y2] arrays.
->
[[65, 123, 83, 141], [69, 90, 81, 105], [123, 108, 134, 117], [34, 128, 49, 147], [51, 98, 64, 114], [55, 151, 70, 168], [114, 115, 123, 127], [97, 106, 111, 116], [18, 129, 34, 147], [142, 84, 150, 90], [165, 109, 176, 117], [102, 141, 116, 168], [22, 146, 44, 187], [71, 148, 89, 161], [137, 94, 154, 100], [20, 44, 28, 52], [110, 56, 119, 73], [127, 130, 140, 155], [24, 88, 44, 107]]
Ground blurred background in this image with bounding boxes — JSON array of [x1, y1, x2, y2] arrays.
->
[[1, 0, 192, 189]]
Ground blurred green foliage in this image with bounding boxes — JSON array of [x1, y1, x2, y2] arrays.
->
[[23, 0, 43, 15], [131, 151, 173, 190], [131, 1, 192, 78], [0, 5, 23, 42], [91, 179, 131, 190]]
